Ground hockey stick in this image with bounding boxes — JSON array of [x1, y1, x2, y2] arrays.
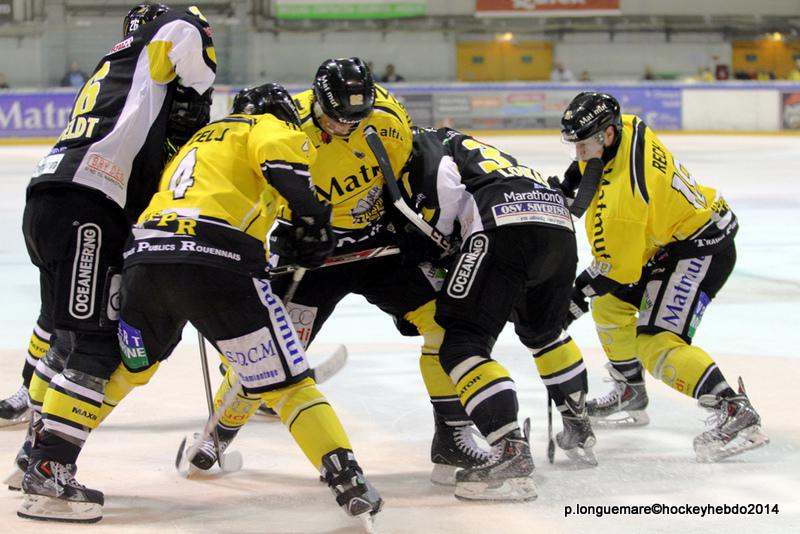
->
[[363, 126, 452, 252], [283, 267, 306, 303], [269, 245, 400, 277], [175, 333, 244, 476], [547, 393, 556, 464]]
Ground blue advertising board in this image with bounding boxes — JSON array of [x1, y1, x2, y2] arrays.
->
[[0, 91, 76, 138]]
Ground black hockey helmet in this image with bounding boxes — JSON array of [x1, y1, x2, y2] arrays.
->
[[560, 92, 622, 142], [232, 83, 300, 126], [312, 57, 375, 124], [123, 3, 169, 37]]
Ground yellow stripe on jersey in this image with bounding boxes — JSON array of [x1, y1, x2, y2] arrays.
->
[[147, 40, 177, 84], [205, 46, 217, 65], [581, 114, 729, 285]]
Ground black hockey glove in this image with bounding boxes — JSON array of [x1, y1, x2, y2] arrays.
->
[[167, 85, 213, 147], [391, 219, 455, 267], [564, 286, 590, 329], [282, 207, 337, 269]]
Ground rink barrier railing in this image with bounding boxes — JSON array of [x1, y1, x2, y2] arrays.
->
[[2, 82, 800, 142]]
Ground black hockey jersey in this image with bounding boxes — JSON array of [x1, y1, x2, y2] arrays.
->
[[29, 8, 216, 221], [407, 127, 574, 242]]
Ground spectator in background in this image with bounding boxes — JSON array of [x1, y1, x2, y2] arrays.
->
[[642, 66, 656, 81], [712, 55, 730, 80], [756, 69, 775, 81], [0, 73, 9, 89], [578, 70, 591, 82], [61, 61, 88, 88], [379, 63, 405, 83], [787, 57, 800, 81], [550, 62, 574, 82], [696, 66, 715, 82]]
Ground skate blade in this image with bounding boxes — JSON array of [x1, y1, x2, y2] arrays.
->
[[312, 344, 348, 384], [696, 427, 770, 463], [4, 465, 24, 491], [563, 444, 598, 467], [430, 463, 457, 486], [591, 410, 649, 428], [175, 436, 242, 476], [0, 408, 31, 428], [17, 494, 102, 523], [455, 476, 538, 502], [358, 512, 377, 534], [219, 450, 243, 472]]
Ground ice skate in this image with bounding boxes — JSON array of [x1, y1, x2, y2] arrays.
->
[[694, 378, 770, 462], [0, 385, 30, 427], [320, 448, 383, 529], [17, 459, 103, 523], [587, 363, 649, 427], [175, 430, 243, 475], [556, 415, 598, 466], [454, 419, 537, 502], [430, 413, 496, 485]]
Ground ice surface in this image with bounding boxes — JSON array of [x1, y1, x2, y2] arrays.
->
[[0, 135, 798, 533]]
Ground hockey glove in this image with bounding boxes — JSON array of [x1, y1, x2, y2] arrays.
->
[[167, 85, 213, 147], [283, 207, 337, 269], [564, 286, 590, 328]]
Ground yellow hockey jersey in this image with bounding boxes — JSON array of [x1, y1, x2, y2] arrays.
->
[[279, 85, 413, 250], [124, 113, 318, 275], [581, 115, 737, 286]]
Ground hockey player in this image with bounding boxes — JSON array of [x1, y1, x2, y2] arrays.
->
[[191, 58, 492, 485], [14, 3, 216, 521], [118, 84, 378, 525], [0, 321, 49, 427], [558, 91, 769, 461], [403, 127, 594, 501]]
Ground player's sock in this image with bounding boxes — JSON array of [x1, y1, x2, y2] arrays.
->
[[261, 377, 351, 468]]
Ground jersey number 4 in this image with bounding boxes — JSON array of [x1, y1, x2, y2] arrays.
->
[[168, 148, 198, 199]]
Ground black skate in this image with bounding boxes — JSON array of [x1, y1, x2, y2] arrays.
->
[[430, 414, 495, 485], [176, 430, 243, 475], [0, 385, 30, 427], [556, 415, 598, 466], [18, 459, 103, 523], [320, 448, 383, 528], [555, 392, 598, 466], [454, 419, 537, 502], [694, 378, 770, 462], [587, 364, 649, 427]]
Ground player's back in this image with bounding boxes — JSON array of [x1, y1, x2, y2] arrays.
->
[[30, 8, 216, 217], [142, 114, 307, 241]]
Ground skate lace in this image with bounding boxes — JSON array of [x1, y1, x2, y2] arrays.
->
[[453, 425, 496, 463], [198, 434, 229, 459], [51, 462, 83, 489], [594, 378, 626, 408], [699, 396, 729, 433], [3, 386, 29, 410]]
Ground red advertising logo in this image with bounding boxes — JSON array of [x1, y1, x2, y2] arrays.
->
[[476, 0, 620, 16]]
